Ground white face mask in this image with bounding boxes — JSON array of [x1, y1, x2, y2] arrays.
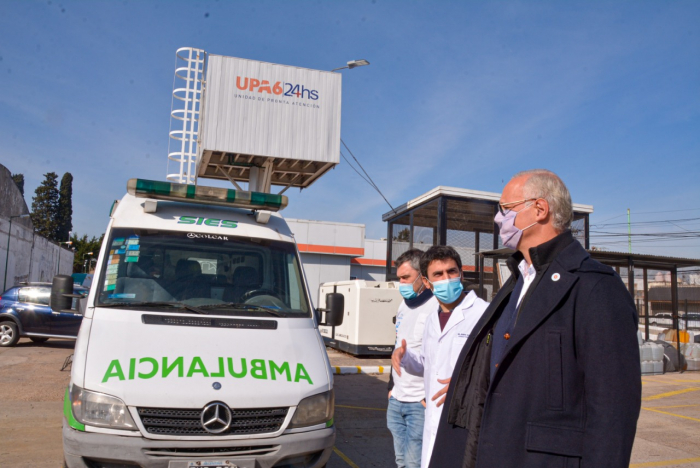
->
[[494, 204, 537, 249]]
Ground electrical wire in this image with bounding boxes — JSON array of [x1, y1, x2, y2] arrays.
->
[[340, 139, 397, 214], [591, 217, 700, 228]]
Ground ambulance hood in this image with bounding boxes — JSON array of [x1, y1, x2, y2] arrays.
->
[[83, 308, 329, 409]]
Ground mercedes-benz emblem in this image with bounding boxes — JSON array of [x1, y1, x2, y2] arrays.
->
[[200, 402, 232, 434]]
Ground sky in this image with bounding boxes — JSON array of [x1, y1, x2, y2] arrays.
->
[[0, 0, 699, 258]]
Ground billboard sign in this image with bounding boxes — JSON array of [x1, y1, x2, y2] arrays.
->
[[199, 55, 342, 168]]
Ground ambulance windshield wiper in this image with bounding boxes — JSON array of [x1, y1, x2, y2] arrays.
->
[[98, 301, 207, 314], [198, 303, 284, 317]]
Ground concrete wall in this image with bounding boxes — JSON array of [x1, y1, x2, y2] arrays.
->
[[0, 217, 74, 290], [299, 252, 350, 306], [0, 164, 32, 228], [350, 239, 387, 282], [350, 264, 386, 282], [286, 218, 365, 251]]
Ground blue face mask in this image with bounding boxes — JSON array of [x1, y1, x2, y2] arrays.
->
[[399, 275, 423, 300], [430, 277, 464, 304]]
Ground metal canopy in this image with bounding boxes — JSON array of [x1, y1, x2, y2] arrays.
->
[[197, 151, 336, 190], [588, 250, 700, 269], [382, 186, 594, 222], [479, 248, 700, 268]]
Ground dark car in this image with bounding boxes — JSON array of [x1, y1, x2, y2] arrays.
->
[[0, 282, 88, 347]]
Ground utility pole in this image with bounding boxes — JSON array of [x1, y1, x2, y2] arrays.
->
[[627, 208, 631, 254]]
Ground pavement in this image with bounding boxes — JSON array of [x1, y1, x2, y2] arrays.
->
[[1, 339, 699, 468]]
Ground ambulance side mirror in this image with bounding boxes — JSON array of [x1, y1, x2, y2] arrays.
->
[[50, 275, 82, 313], [318, 293, 344, 327]]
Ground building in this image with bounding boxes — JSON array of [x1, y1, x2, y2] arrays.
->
[[285, 219, 387, 306]]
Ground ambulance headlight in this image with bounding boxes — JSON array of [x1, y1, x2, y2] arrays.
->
[[70, 384, 137, 430], [289, 390, 334, 428]]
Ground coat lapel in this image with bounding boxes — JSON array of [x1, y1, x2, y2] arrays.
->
[[501, 260, 579, 359], [462, 281, 513, 349], [440, 292, 475, 338]]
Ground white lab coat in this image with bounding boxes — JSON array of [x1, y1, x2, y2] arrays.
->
[[401, 291, 488, 468]]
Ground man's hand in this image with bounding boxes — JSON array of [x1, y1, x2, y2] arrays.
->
[[432, 378, 451, 407], [391, 339, 407, 377]]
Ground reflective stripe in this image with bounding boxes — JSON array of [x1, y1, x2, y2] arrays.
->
[[63, 387, 85, 431]]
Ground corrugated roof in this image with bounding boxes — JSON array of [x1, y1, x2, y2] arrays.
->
[[382, 185, 593, 221]]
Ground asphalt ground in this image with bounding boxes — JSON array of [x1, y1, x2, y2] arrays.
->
[[1, 339, 699, 468]]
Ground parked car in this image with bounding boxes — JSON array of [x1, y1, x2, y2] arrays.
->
[[0, 282, 88, 347], [679, 313, 700, 330], [649, 312, 700, 330], [650, 313, 674, 328]]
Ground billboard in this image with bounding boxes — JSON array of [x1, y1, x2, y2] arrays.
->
[[197, 55, 342, 188]]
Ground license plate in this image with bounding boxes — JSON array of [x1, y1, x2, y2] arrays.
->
[[168, 461, 239, 468], [187, 462, 237, 468], [168, 458, 256, 468]]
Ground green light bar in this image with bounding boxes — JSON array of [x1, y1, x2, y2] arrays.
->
[[126, 179, 288, 212]]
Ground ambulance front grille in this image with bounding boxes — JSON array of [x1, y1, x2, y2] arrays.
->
[[137, 406, 289, 436]]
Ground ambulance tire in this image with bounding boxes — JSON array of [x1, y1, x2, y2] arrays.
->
[[0, 321, 19, 347], [30, 337, 49, 343]]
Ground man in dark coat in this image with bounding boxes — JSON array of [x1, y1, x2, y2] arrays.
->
[[428, 169, 641, 468]]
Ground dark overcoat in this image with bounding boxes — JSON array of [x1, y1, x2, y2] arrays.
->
[[429, 231, 642, 468]]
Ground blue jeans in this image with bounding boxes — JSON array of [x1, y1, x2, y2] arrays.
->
[[387, 396, 425, 468]]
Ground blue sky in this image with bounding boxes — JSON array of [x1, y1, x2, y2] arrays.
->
[[1, 0, 699, 257]]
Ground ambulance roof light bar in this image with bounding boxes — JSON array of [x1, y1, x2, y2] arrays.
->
[[127, 179, 288, 212]]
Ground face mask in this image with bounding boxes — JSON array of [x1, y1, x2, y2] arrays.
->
[[430, 277, 464, 304], [494, 205, 537, 249], [399, 275, 423, 300]]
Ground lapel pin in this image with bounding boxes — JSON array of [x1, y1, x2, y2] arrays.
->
[[551, 273, 561, 282]]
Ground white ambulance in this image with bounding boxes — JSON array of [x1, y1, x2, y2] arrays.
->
[[60, 178, 344, 468]]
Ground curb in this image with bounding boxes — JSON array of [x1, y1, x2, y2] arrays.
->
[[332, 366, 390, 375]]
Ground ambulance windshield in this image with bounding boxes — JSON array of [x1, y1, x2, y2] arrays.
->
[[96, 228, 310, 317]]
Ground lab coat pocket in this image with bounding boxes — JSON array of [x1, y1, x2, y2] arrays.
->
[[450, 334, 468, 367]]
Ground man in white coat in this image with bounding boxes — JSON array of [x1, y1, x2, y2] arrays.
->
[[392, 245, 488, 468], [387, 249, 438, 468]]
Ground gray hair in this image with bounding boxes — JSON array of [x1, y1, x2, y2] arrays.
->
[[512, 169, 573, 232], [395, 248, 424, 272]]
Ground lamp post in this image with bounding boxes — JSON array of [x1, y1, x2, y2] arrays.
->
[[3, 214, 31, 291], [82, 252, 93, 273], [57, 240, 73, 275], [331, 59, 370, 72]]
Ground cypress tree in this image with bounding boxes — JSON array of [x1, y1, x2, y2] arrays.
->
[[57, 173, 73, 242], [11, 173, 24, 196], [31, 172, 60, 240]]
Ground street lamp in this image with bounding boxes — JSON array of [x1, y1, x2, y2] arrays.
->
[[82, 252, 93, 273], [3, 213, 31, 291], [331, 59, 370, 72], [57, 240, 73, 275]]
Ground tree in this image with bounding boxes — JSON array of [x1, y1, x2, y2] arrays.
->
[[31, 172, 60, 240], [57, 173, 73, 242], [394, 227, 410, 242], [70, 233, 104, 273], [11, 173, 24, 196]]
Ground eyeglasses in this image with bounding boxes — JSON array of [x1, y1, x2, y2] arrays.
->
[[498, 198, 537, 216]]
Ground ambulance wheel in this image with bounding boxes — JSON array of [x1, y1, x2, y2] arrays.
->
[[0, 321, 19, 347], [30, 337, 49, 343]]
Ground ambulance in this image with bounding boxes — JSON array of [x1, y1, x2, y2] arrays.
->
[[60, 178, 344, 468]]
